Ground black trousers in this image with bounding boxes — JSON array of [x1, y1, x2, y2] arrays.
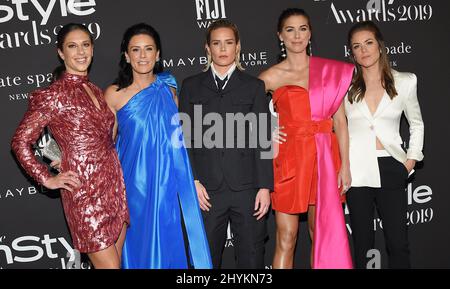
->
[[346, 156, 410, 269], [201, 180, 267, 269]]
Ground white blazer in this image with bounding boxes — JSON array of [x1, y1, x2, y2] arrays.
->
[[345, 69, 424, 188]]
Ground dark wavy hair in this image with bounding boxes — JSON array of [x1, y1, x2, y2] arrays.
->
[[347, 21, 397, 104], [113, 23, 163, 90], [52, 23, 94, 82], [277, 8, 313, 62]]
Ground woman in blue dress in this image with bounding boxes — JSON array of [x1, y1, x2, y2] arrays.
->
[[104, 23, 212, 269]]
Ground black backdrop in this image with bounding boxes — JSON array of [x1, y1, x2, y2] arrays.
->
[[1, 0, 449, 269]]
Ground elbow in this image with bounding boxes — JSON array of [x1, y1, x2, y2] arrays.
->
[[10, 131, 28, 158], [10, 134, 20, 156], [334, 121, 348, 136]]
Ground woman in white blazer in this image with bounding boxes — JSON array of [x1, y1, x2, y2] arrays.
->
[[345, 21, 424, 268]]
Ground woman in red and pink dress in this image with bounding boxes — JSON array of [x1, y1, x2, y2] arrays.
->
[[259, 8, 353, 269], [11, 23, 129, 269]]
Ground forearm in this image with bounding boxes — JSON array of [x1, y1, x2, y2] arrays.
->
[[334, 119, 350, 168], [333, 103, 350, 168], [404, 73, 424, 161]]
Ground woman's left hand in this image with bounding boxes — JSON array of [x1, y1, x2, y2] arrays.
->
[[338, 166, 352, 195]]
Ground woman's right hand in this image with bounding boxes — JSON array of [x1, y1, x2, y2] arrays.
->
[[272, 126, 287, 144], [194, 180, 211, 211], [43, 171, 81, 192]]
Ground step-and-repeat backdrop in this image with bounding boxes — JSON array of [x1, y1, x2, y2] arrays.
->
[[1, 0, 449, 269]]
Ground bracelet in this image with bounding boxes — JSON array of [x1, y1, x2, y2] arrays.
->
[[194, 180, 200, 183]]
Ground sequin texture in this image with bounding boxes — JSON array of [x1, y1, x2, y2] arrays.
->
[[11, 72, 130, 253]]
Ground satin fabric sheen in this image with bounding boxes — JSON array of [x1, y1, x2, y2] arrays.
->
[[309, 57, 354, 269], [116, 72, 212, 269], [272, 57, 354, 269]]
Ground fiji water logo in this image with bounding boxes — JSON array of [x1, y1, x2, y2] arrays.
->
[[195, 0, 227, 29]]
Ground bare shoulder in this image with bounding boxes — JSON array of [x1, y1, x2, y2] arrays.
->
[[259, 63, 285, 91], [104, 84, 120, 97], [104, 84, 122, 107], [258, 64, 285, 92]]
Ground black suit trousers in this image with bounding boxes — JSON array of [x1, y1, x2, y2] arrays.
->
[[202, 180, 267, 269], [346, 156, 410, 269]]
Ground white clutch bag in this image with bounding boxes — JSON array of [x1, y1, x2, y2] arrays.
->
[[42, 137, 61, 162]]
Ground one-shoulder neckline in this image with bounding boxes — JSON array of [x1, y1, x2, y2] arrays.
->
[[272, 84, 309, 96], [116, 75, 161, 113]]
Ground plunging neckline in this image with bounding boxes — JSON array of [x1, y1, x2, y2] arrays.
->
[[363, 90, 387, 117], [117, 75, 159, 113]]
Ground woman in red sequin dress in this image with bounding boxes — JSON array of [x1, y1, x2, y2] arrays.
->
[[11, 23, 129, 269]]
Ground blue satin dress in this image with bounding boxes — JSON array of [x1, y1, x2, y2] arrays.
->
[[116, 72, 212, 269]]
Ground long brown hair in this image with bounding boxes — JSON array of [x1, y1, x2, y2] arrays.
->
[[347, 21, 397, 104], [203, 19, 244, 71]]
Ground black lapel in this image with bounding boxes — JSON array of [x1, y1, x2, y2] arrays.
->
[[201, 69, 219, 93], [222, 69, 244, 94]]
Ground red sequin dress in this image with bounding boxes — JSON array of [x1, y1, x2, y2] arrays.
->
[[11, 72, 129, 253]]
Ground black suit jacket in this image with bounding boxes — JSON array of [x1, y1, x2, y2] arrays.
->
[[179, 69, 273, 192]]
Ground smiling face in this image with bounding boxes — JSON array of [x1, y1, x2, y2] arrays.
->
[[278, 15, 311, 56], [206, 27, 240, 70], [57, 29, 93, 76], [125, 34, 160, 75], [350, 30, 382, 69]]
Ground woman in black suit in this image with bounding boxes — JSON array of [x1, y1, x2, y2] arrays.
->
[[178, 19, 273, 269]]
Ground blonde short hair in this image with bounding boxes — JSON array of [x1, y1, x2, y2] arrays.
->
[[203, 20, 244, 72]]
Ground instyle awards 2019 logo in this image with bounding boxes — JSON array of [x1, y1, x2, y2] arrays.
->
[[0, 0, 100, 50], [0, 234, 91, 269], [195, 0, 227, 28], [329, 0, 433, 24]]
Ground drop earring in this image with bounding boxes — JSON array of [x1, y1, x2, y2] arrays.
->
[[280, 41, 287, 59], [309, 40, 312, 56]]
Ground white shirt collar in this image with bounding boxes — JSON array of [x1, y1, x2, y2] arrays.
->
[[211, 63, 236, 81]]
